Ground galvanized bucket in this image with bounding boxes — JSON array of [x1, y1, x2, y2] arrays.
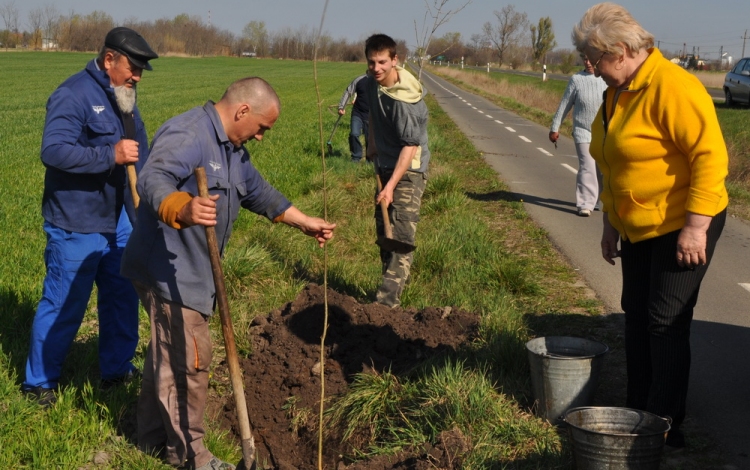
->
[[525, 336, 609, 423], [564, 406, 670, 470]]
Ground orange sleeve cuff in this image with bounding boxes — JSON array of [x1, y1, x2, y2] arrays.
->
[[272, 211, 286, 224], [158, 191, 194, 229]]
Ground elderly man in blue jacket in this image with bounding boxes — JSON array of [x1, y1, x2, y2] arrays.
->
[[22, 27, 158, 406]]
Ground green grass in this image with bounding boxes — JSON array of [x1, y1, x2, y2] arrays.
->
[[0, 52, 604, 468]]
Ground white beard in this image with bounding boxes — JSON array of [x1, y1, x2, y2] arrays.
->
[[114, 85, 137, 114]]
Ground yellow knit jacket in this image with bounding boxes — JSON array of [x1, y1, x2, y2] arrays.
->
[[591, 48, 728, 243]]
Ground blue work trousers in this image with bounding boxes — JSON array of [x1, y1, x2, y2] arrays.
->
[[349, 113, 368, 162], [24, 210, 139, 389]]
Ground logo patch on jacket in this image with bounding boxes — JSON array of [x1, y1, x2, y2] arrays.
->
[[92, 106, 105, 114], [209, 161, 222, 172]]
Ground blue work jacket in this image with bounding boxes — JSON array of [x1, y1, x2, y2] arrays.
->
[[41, 59, 149, 232]]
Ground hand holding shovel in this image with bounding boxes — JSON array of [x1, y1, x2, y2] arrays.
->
[[373, 161, 416, 254]]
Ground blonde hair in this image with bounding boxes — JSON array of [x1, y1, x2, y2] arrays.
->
[[572, 2, 654, 58]]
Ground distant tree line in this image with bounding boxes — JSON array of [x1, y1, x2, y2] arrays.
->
[[1, 2, 583, 71]]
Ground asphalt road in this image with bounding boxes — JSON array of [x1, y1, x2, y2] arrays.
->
[[420, 68, 750, 468]]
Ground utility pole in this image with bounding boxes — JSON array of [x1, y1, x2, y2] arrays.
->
[[742, 29, 748, 58]]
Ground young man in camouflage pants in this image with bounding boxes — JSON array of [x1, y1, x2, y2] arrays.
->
[[365, 34, 430, 307]]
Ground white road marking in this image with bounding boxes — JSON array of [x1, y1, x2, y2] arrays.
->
[[478, 110, 484, 114], [472, 106, 477, 109], [519, 136, 531, 143], [740, 283, 750, 293], [505, 127, 516, 133], [486, 115, 493, 118], [537, 148, 553, 156], [467, 103, 472, 105], [462, 99, 466, 102], [562, 163, 578, 174], [494, 120, 504, 124]]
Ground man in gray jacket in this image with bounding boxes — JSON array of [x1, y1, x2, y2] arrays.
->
[[365, 34, 429, 308], [121, 77, 335, 470]]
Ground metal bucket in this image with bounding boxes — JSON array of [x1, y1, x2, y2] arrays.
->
[[564, 406, 670, 470], [525, 336, 608, 423]]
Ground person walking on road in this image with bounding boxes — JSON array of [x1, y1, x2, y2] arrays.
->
[[365, 34, 430, 308], [338, 71, 370, 163], [22, 27, 158, 407], [549, 54, 607, 217], [574, 2, 728, 449], [121, 77, 336, 470]]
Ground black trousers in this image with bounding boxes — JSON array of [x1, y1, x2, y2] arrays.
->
[[620, 209, 726, 431]]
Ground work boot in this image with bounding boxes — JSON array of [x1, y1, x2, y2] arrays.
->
[[101, 369, 141, 391], [24, 386, 57, 408]]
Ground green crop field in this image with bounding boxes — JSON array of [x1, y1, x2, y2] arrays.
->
[[0, 52, 726, 469]]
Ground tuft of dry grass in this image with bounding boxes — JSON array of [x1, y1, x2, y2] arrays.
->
[[436, 67, 563, 115], [690, 71, 727, 89]]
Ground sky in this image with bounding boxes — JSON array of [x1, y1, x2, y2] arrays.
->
[[11, 0, 750, 61]]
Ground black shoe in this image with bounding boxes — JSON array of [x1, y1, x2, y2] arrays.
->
[[101, 369, 141, 390], [24, 386, 57, 407]]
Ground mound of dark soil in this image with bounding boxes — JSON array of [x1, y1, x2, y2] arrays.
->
[[207, 283, 480, 469]]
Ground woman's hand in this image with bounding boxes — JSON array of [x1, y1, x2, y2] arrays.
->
[[677, 212, 711, 268], [601, 214, 621, 265]]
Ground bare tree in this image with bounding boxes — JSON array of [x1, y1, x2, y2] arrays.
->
[[530, 16, 556, 66], [413, 0, 471, 80], [483, 4, 528, 67], [42, 4, 59, 50], [27, 6, 43, 49], [0, 1, 20, 49]]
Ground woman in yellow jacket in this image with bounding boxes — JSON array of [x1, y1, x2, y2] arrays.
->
[[573, 3, 728, 449]]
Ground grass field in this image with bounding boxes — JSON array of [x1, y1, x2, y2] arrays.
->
[[0, 52, 606, 468]]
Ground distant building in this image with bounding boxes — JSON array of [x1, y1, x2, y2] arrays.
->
[[42, 38, 57, 50]]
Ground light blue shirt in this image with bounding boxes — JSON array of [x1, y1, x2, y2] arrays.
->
[[550, 70, 607, 144]]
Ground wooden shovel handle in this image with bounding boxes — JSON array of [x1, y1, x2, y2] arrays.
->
[[375, 172, 394, 240], [194, 167, 256, 469], [126, 164, 140, 209]]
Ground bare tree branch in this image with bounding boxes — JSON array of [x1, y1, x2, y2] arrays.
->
[[412, 0, 471, 81], [483, 4, 528, 67]]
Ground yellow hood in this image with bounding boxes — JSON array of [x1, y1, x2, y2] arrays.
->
[[379, 66, 423, 103]]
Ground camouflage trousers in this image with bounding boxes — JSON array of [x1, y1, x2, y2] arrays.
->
[[374, 170, 427, 307]]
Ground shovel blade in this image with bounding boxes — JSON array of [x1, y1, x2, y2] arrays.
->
[[239, 437, 256, 470]]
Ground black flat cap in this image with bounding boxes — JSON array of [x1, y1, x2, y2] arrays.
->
[[104, 27, 158, 71]]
